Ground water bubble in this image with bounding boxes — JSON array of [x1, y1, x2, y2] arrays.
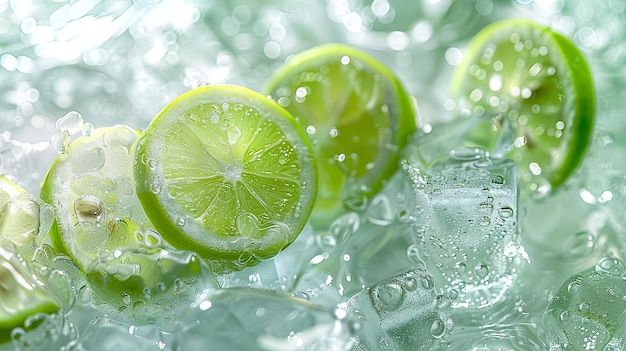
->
[[420, 275, 434, 290], [567, 281, 580, 294], [227, 125, 241, 144], [50, 131, 70, 154], [430, 318, 446, 338], [596, 257, 626, 276], [491, 174, 505, 185], [562, 231, 595, 258], [498, 206, 514, 218], [371, 282, 404, 312], [475, 263, 489, 279], [56, 111, 83, 135], [477, 216, 491, 226], [366, 193, 393, 226], [449, 147, 489, 160], [406, 244, 421, 263]]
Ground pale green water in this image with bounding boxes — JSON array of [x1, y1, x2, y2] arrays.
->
[[0, 0, 625, 350]]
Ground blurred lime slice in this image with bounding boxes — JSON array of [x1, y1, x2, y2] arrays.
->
[[0, 176, 52, 260], [265, 44, 417, 224], [41, 125, 157, 271], [0, 247, 59, 344], [451, 19, 595, 196], [134, 85, 317, 272]]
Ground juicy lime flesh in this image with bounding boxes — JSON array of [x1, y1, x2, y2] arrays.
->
[[41, 125, 154, 271], [452, 19, 594, 195], [265, 44, 416, 223], [135, 85, 316, 269]]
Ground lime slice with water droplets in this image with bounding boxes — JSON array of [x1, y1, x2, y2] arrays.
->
[[41, 125, 158, 271], [134, 85, 317, 272], [451, 19, 595, 196], [0, 247, 59, 343], [265, 44, 417, 225], [0, 175, 53, 260]]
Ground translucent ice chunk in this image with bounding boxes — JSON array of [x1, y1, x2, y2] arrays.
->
[[177, 287, 355, 350], [347, 268, 446, 350], [287, 171, 419, 304], [404, 155, 523, 309], [543, 257, 626, 351]]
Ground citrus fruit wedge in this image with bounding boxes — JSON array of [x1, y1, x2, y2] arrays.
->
[[41, 125, 157, 271], [264, 44, 417, 224], [133, 85, 317, 272], [0, 247, 59, 344], [450, 19, 595, 196], [0, 175, 53, 260]]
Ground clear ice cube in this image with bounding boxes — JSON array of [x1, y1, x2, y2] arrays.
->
[[286, 171, 420, 305], [176, 287, 355, 351], [404, 154, 523, 309], [347, 268, 446, 350], [543, 257, 626, 351]]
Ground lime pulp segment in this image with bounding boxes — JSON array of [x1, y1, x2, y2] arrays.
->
[[451, 19, 595, 196], [264, 44, 417, 224], [134, 85, 317, 271]]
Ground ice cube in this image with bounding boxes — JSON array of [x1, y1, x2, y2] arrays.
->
[[347, 268, 446, 350], [405, 154, 523, 309], [176, 287, 355, 350], [287, 171, 420, 305], [543, 257, 626, 351]]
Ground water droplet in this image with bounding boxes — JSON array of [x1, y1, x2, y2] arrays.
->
[[596, 257, 626, 276], [366, 193, 393, 226], [477, 216, 491, 226], [449, 147, 489, 160], [50, 131, 70, 154], [316, 232, 336, 250], [420, 275, 434, 290], [236, 213, 260, 239], [578, 301, 589, 312], [567, 281, 580, 294], [406, 244, 421, 263], [150, 183, 162, 194], [56, 111, 83, 135], [562, 231, 595, 258], [476, 202, 493, 214], [329, 212, 360, 246], [430, 318, 447, 338], [227, 125, 241, 144], [498, 206, 514, 218], [371, 282, 404, 311], [475, 263, 489, 278], [491, 174, 505, 185]]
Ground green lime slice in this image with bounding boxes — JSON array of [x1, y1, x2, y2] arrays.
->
[[0, 176, 52, 260], [0, 247, 59, 344], [134, 85, 317, 272], [41, 125, 157, 271], [264, 44, 417, 224], [450, 19, 595, 196]]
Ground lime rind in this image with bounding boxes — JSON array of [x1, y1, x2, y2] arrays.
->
[[134, 85, 317, 271], [450, 19, 595, 195], [264, 43, 417, 224]]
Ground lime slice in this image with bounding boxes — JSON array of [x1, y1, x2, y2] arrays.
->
[[0, 247, 59, 344], [264, 44, 417, 224], [134, 85, 317, 272], [451, 19, 595, 196], [41, 125, 157, 271], [0, 176, 53, 260]]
